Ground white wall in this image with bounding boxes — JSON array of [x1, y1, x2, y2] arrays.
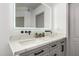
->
[[53, 3, 66, 33], [0, 3, 12, 56], [53, 3, 67, 34], [46, 3, 67, 34]]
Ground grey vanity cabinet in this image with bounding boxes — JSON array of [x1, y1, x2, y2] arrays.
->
[[19, 38, 66, 56], [49, 41, 61, 56], [49, 38, 66, 56]]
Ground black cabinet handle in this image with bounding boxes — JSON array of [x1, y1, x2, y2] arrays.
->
[[54, 53, 57, 56], [51, 44, 56, 47], [61, 45, 64, 52], [34, 50, 44, 56], [61, 41, 64, 43]]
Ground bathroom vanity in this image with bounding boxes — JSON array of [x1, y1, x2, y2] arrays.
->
[[9, 3, 66, 56], [9, 33, 66, 56]]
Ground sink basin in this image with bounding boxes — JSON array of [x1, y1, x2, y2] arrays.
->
[[17, 36, 51, 45], [18, 38, 44, 45]]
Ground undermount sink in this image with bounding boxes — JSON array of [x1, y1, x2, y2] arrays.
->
[[19, 39, 34, 43], [18, 38, 45, 45], [17, 36, 52, 45]]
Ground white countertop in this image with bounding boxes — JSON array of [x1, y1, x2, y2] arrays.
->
[[9, 33, 66, 55]]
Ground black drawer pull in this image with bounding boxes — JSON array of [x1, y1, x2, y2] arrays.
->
[[51, 44, 56, 47], [34, 50, 44, 56], [61, 45, 64, 52], [54, 53, 57, 56], [61, 41, 64, 43]]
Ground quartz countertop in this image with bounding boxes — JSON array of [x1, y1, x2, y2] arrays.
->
[[9, 33, 66, 55]]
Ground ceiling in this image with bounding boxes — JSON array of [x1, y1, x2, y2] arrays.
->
[[16, 3, 41, 9]]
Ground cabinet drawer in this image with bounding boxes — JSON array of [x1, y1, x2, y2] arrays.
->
[[59, 39, 66, 56], [60, 43, 66, 56], [49, 41, 59, 49], [50, 47, 60, 56], [32, 45, 49, 56], [19, 44, 49, 56], [60, 52, 65, 56], [19, 50, 33, 56], [59, 39, 66, 52]]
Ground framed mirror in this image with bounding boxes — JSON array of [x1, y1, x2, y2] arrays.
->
[[14, 3, 52, 30]]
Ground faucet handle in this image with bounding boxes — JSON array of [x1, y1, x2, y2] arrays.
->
[[21, 31, 24, 34], [25, 31, 27, 33], [28, 31, 31, 35]]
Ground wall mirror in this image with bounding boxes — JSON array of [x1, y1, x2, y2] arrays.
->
[[15, 3, 51, 30]]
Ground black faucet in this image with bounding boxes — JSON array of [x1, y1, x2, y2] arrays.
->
[[25, 31, 31, 35], [45, 30, 52, 34], [28, 31, 31, 35]]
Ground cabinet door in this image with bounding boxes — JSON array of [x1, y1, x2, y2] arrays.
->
[[49, 41, 59, 50], [60, 43, 65, 56], [50, 47, 61, 56], [32, 45, 49, 56], [19, 50, 34, 56], [49, 39, 66, 56], [59, 39, 66, 56], [49, 41, 60, 56]]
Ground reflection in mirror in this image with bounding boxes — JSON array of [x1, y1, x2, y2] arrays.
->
[[15, 3, 51, 29], [16, 17, 24, 27], [36, 12, 44, 28]]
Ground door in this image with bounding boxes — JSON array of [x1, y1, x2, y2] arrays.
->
[[69, 3, 79, 56]]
